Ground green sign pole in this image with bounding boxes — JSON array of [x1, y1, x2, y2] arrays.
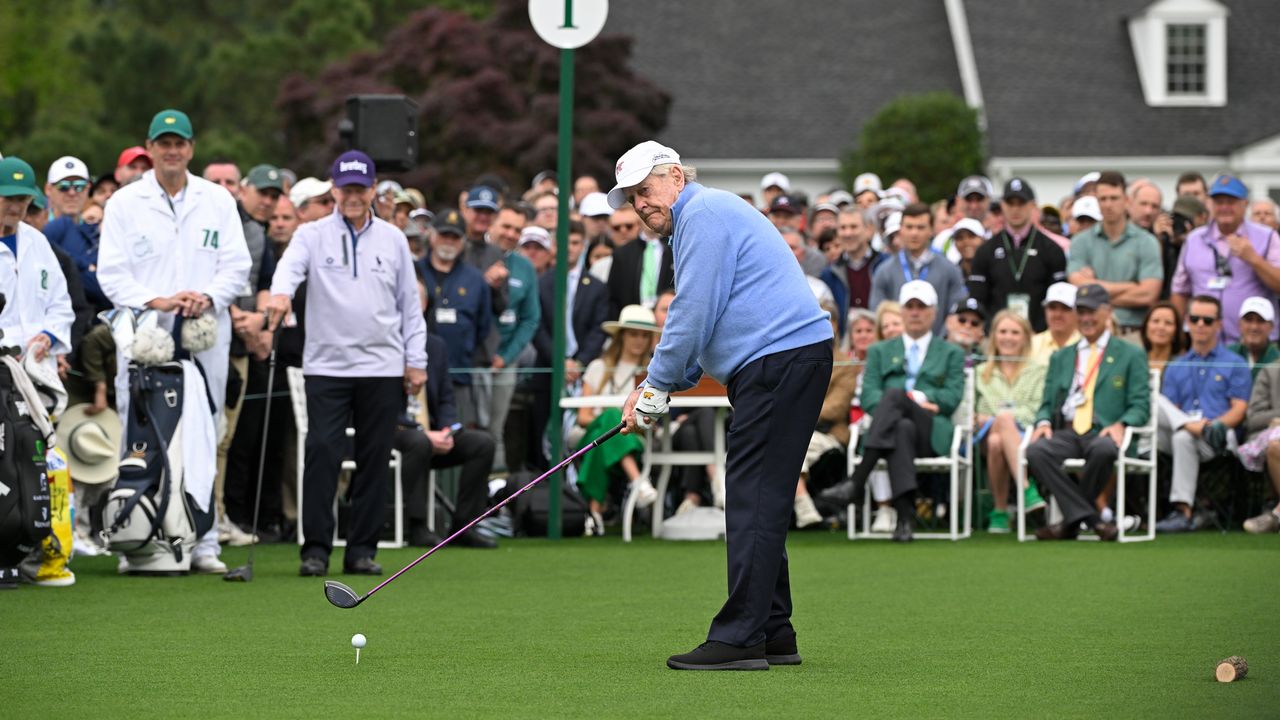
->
[[547, 42, 575, 540]]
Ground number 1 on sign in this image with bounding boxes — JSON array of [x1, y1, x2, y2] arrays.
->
[[561, 0, 575, 28]]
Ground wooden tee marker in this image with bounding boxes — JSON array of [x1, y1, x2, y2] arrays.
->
[[1215, 656, 1248, 683]]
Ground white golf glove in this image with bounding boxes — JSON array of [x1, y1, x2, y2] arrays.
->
[[634, 384, 670, 429]]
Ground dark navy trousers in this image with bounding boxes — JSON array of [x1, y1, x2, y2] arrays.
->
[[707, 340, 832, 647]]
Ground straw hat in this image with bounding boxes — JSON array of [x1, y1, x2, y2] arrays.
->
[[602, 305, 661, 338], [55, 404, 122, 485]]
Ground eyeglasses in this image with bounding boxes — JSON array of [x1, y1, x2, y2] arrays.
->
[[611, 222, 637, 232], [955, 316, 982, 327], [55, 180, 88, 193], [1187, 314, 1218, 326], [314, 196, 335, 207]]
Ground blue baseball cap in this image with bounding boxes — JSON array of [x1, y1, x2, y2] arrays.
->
[[466, 185, 500, 212], [1209, 173, 1248, 199], [330, 150, 376, 188]]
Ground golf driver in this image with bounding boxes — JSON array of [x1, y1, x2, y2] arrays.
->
[[324, 421, 625, 608], [224, 326, 280, 582]]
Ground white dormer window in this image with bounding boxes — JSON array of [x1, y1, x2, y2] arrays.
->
[[1129, 0, 1228, 107]]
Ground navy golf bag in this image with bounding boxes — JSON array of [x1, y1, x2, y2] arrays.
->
[[102, 362, 213, 573]]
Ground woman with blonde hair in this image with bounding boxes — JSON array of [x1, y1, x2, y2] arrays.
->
[[576, 305, 661, 534], [975, 310, 1048, 533]]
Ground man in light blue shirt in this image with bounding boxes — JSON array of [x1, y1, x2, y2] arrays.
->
[[609, 141, 833, 672]]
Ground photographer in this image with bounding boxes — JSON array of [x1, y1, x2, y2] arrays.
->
[[1159, 195, 1208, 300]]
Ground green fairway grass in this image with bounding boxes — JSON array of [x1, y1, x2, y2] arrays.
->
[[3, 532, 1275, 719]]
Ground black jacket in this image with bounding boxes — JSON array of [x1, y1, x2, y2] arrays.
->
[[534, 268, 608, 368], [966, 227, 1067, 333], [425, 333, 457, 430], [606, 238, 674, 320]]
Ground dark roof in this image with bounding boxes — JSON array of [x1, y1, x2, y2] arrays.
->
[[602, 1, 964, 159], [967, 0, 1280, 157]]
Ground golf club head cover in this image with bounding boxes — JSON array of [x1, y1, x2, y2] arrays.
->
[[634, 383, 669, 429]]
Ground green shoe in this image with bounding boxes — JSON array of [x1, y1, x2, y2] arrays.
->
[[1023, 484, 1046, 513], [987, 510, 1010, 534]]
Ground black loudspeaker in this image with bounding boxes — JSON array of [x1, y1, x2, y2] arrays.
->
[[343, 95, 419, 172]]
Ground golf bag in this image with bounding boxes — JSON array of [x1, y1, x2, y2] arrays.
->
[[511, 472, 589, 537], [102, 362, 213, 573], [0, 357, 53, 567]]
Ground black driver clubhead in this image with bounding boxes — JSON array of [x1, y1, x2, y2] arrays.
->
[[223, 565, 253, 582], [324, 580, 363, 609]]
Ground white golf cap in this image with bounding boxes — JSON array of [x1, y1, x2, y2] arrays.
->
[[578, 191, 612, 218], [289, 177, 333, 207], [899, 279, 938, 307], [1042, 281, 1078, 309], [760, 171, 791, 192], [882, 211, 903, 238], [828, 189, 855, 207], [1239, 296, 1276, 323], [48, 156, 90, 184], [1074, 171, 1101, 195], [606, 140, 681, 209], [1072, 195, 1102, 221], [853, 172, 882, 197], [519, 225, 552, 251], [949, 217, 988, 239]]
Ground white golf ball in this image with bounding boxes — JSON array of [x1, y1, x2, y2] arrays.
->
[[351, 633, 367, 649]]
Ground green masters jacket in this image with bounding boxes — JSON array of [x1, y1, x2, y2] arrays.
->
[[1036, 334, 1150, 431], [1227, 341, 1280, 382], [861, 335, 966, 456]]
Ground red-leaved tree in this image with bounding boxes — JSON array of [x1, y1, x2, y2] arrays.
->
[[276, 0, 670, 208]]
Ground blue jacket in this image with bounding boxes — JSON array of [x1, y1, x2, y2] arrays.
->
[[424, 333, 458, 429], [44, 217, 111, 313], [645, 183, 833, 391], [420, 254, 491, 386]]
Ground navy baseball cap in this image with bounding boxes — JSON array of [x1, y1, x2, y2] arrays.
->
[[331, 150, 376, 188], [1209, 173, 1247, 199], [466, 185, 501, 212]]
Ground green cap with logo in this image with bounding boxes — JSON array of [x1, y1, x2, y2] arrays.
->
[[0, 157, 39, 198], [245, 164, 284, 191], [148, 109, 194, 141]]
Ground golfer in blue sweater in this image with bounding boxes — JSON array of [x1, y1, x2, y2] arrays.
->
[[611, 141, 833, 670]]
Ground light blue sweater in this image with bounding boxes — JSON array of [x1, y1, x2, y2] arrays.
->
[[645, 183, 833, 391]]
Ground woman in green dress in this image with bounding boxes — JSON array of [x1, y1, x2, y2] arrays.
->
[[975, 310, 1048, 533], [576, 305, 662, 534]]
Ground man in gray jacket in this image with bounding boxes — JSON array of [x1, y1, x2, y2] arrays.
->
[[267, 150, 426, 577]]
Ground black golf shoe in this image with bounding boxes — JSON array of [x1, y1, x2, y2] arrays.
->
[[667, 641, 768, 671], [344, 557, 382, 575], [765, 630, 802, 665], [299, 557, 327, 577]]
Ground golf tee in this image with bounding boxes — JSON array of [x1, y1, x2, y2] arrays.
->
[[356, 648, 360, 665]]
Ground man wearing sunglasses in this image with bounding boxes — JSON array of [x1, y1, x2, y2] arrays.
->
[[1154, 295, 1252, 533], [45, 156, 92, 222]]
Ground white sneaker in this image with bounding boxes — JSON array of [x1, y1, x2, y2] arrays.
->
[[675, 498, 700, 516], [587, 509, 606, 537], [73, 529, 104, 557], [219, 519, 256, 547], [192, 555, 228, 574], [794, 494, 822, 528], [116, 555, 130, 575], [1100, 507, 1116, 524], [871, 507, 896, 533], [631, 478, 658, 509]]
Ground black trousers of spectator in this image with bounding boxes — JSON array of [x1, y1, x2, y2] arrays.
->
[[673, 408, 720, 502], [1024, 427, 1117, 526], [224, 355, 293, 530], [850, 388, 935, 500], [708, 340, 830, 648], [524, 373, 553, 472], [300, 375, 401, 565], [394, 426, 495, 530]]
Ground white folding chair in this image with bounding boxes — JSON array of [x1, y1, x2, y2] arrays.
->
[[288, 367, 408, 548], [845, 367, 975, 541], [1015, 369, 1160, 542]]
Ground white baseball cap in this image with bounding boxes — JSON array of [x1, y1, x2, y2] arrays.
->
[[1042, 281, 1078, 309], [760, 171, 791, 192], [1239, 296, 1276, 323], [606, 140, 681, 209], [48, 156, 90, 184], [520, 225, 552, 251], [949, 217, 988, 239], [882, 211, 903, 238], [899, 280, 938, 307], [853, 172, 882, 197], [578, 191, 612, 218], [289, 177, 334, 207], [1072, 196, 1102, 221]]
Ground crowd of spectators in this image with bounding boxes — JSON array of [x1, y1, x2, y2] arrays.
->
[[3, 107, 1280, 585]]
